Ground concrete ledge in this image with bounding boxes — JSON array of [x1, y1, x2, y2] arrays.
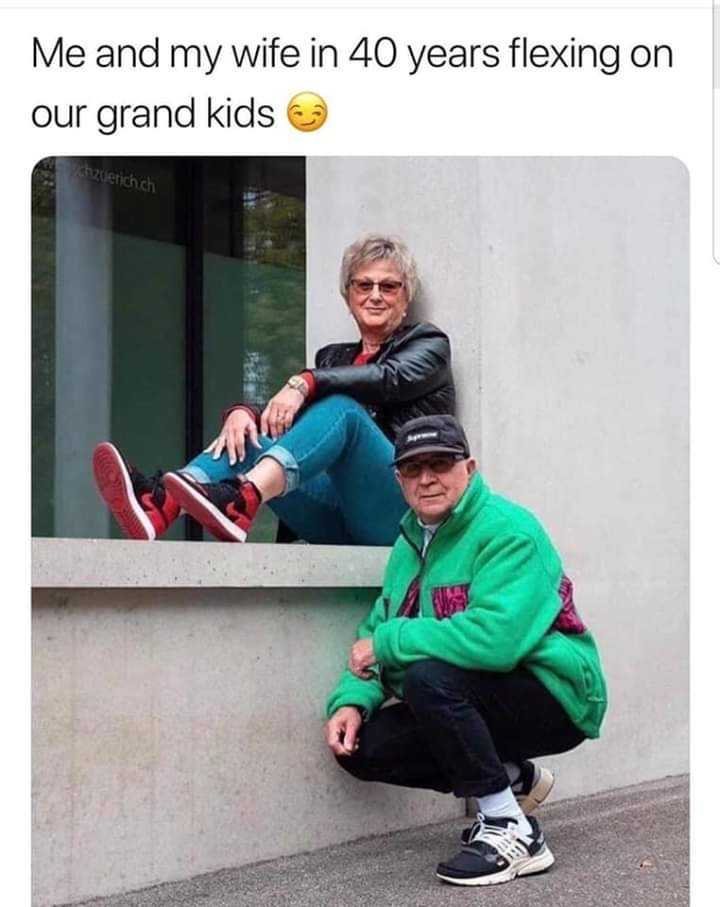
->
[[31, 538, 391, 589]]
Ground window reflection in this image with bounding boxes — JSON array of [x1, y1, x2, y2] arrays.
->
[[31, 157, 306, 541]]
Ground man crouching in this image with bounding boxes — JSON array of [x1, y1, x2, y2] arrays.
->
[[324, 414, 607, 887]]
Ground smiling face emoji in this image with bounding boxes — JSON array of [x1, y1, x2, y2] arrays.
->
[[287, 92, 328, 132]]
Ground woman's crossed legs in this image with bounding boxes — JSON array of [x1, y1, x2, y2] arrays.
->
[[94, 395, 408, 545]]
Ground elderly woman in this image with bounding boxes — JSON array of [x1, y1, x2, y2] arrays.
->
[[93, 235, 455, 545]]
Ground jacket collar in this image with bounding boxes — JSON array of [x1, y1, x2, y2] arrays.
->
[[359, 321, 416, 353], [400, 472, 489, 549]]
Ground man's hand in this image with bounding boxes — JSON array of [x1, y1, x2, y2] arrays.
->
[[260, 381, 306, 440], [205, 408, 261, 466], [325, 706, 363, 757], [349, 637, 377, 679]]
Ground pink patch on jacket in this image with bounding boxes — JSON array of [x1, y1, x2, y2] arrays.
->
[[398, 577, 421, 618], [432, 584, 470, 619], [552, 575, 587, 634]]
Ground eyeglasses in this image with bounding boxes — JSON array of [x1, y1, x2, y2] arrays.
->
[[396, 454, 464, 478], [349, 278, 404, 298]]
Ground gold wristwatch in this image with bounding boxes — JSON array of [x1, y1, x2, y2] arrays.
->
[[286, 375, 309, 397]]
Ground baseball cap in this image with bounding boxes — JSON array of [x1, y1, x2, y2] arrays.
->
[[392, 414, 470, 465]]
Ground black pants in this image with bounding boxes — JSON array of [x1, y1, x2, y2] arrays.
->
[[337, 659, 586, 798]]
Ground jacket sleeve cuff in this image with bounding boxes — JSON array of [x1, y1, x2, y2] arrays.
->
[[299, 370, 317, 401], [325, 685, 385, 719], [324, 700, 369, 721], [373, 620, 404, 668]]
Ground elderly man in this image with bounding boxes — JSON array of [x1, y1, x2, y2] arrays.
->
[[324, 414, 607, 887]]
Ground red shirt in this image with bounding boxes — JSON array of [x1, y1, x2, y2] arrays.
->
[[299, 347, 377, 400]]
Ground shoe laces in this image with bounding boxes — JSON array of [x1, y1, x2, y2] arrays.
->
[[467, 817, 526, 850], [148, 470, 166, 508], [222, 477, 259, 501], [213, 478, 249, 511], [130, 466, 166, 508]]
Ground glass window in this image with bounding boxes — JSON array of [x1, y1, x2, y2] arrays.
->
[[31, 156, 306, 541]]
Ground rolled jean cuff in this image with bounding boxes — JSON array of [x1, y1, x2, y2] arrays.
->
[[454, 771, 513, 799], [257, 445, 299, 494], [181, 464, 212, 483]]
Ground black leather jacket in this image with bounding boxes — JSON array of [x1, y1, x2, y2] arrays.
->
[[310, 321, 455, 441]]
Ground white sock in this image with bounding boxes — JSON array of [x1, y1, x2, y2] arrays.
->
[[476, 786, 532, 837]]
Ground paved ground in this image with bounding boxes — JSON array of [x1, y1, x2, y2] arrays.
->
[[72, 775, 688, 907]]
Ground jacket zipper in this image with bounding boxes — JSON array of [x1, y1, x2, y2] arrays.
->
[[399, 515, 450, 611], [380, 522, 445, 701]]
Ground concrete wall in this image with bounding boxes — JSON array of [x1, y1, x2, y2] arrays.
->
[[32, 543, 459, 907], [307, 156, 689, 788], [306, 157, 482, 419]]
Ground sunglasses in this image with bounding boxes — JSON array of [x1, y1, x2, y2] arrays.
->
[[349, 279, 404, 298], [396, 454, 464, 478]]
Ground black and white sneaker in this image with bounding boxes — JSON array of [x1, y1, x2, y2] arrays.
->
[[437, 815, 554, 887], [460, 762, 554, 845]]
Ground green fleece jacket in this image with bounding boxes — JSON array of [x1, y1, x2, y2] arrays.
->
[[326, 473, 607, 738]]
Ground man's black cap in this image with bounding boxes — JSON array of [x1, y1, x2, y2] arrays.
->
[[393, 414, 470, 465]]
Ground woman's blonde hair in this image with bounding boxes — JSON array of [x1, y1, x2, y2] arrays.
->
[[340, 234, 418, 303]]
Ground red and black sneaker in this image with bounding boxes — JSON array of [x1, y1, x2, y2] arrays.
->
[[92, 442, 180, 540], [163, 472, 261, 542]]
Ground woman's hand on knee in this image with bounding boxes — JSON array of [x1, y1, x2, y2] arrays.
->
[[205, 409, 260, 465], [325, 707, 362, 757], [260, 384, 305, 440]]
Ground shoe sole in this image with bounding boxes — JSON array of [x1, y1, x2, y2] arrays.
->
[[92, 442, 156, 541], [436, 845, 555, 886], [164, 472, 247, 542], [518, 767, 555, 815]]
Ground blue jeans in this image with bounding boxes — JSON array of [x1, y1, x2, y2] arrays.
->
[[182, 395, 408, 545]]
